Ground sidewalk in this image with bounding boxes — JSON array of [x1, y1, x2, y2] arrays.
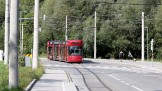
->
[[127, 60, 162, 73], [114, 59, 162, 73], [28, 69, 77, 91]]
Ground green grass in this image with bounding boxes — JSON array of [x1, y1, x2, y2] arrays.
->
[[0, 61, 44, 91]]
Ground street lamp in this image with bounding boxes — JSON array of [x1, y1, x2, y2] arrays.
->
[[19, 11, 27, 55], [19, 11, 45, 55], [65, 16, 68, 42]]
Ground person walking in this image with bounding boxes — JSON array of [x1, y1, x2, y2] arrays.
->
[[119, 51, 124, 62], [128, 51, 136, 62], [128, 51, 133, 60]]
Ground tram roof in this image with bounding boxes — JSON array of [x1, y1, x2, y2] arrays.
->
[[49, 41, 65, 44]]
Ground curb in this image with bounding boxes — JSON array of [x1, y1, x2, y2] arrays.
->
[[24, 79, 37, 91], [63, 82, 78, 91], [65, 71, 78, 91], [66, 71, 73, 82]]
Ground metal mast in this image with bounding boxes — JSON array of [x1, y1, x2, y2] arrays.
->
[[94, 11, 97, 59], [142, 12, 144, 62]]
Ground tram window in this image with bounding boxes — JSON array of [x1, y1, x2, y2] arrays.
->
[[68, 46, 82, 55]]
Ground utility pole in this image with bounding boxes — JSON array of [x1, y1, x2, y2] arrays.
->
[[9, 0, 19, 88], [65, 16, 68, 42], [141, 12, 144, 62], [19, 12, 22, 55], [21, 23, 24, 53], [151, 39, 154, 67], [94, 11, 96, 59], [145, 27, 148, 61], [4, 0, 10, 64], [32, 0, 39, 70]]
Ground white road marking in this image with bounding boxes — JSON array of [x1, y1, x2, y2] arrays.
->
[[109, 74, 120, 81], [124, 82, 130, 86], [131, 85, 144, 91], [62, 82, 65, 91], [108, 74, 144, 91], [55, 65, 60, 67], [44, 64, 74, 68]]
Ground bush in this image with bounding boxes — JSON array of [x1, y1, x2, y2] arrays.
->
[[19, 65, 44, 89], [18, 56, 25, 67]]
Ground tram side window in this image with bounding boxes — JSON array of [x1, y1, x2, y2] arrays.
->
[[68, 46, 82, 55]]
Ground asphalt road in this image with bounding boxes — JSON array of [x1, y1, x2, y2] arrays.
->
[[41, 58, 162, 91]]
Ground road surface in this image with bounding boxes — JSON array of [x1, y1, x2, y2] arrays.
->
[[41, 58, 162, 91]]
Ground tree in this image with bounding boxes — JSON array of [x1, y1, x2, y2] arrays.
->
[[0, 0, 159, 59], [0, 0, 5, 50]]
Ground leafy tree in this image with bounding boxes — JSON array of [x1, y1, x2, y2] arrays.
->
[[0, 0, 5, 50], [1, 0, 162, 60], [0, 24, 4, 50]]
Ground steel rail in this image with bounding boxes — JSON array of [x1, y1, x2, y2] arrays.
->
[[72, 63, 113, 91], [72, 63, 92, 91]]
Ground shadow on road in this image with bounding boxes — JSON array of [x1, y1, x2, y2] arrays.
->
[[82, 60, 99, 64]]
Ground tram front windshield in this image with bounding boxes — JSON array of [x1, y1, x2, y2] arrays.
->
[[68, 46, 82, 56]]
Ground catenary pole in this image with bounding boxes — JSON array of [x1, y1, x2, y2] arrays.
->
[[22, 23, 24, 53], [142, 12, 144, 62], [94, 11, 96, 59], [32, 0, 39, 70], [146, 27, 148, 61], [4, 0, 10, 64], [19, 11, 22, 55], [151, 39, 154, 67], [65, 16, 68, 42], [9, 0, 19, 88]]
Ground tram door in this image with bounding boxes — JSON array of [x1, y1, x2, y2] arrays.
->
[[47, 46, 52, 60], [54, 45, 59, 60], [60, 44, 65, 61]]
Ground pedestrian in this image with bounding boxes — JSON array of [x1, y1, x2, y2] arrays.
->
[[128, 51, 133, 60], [128, 51, 136, 62], [119, 51, 124, 62]]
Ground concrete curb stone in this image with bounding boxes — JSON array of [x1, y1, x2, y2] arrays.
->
[[24, 79, 37, 91]]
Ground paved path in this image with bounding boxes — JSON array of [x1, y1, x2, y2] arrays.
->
[[30, 69, 77, 91], [28, 58, 162, 91]]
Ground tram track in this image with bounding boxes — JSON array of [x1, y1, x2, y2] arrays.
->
[[72, 63, 113, 91]]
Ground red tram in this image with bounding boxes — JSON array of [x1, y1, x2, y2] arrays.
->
[[47, 40, 83, 62]]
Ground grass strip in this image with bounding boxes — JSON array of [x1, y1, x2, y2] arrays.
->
[[0, 61, 44, 91]]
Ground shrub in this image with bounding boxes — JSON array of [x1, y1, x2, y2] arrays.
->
[[18, 56, 25, 67]]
